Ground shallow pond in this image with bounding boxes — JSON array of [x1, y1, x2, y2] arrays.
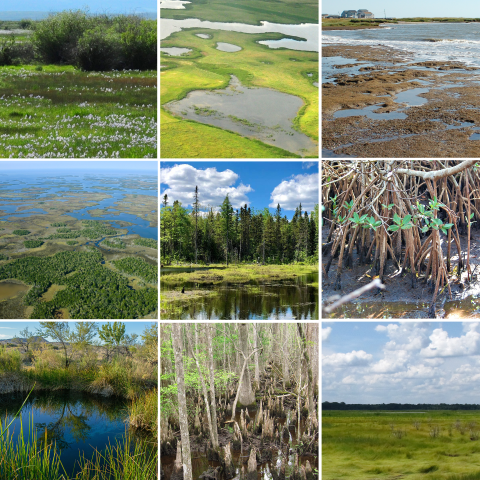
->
[[0, 281, 28, 301], [160, 47, 192, 56], [162, 273, 318, 319], [0, 391, 148, 476], [160, 18, 318, 51], [196, 33, 212, 39], [163, 75, 318, 157], [216, 42, 242, 52], [162, 409, 317, 480]]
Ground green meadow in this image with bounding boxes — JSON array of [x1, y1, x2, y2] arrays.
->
[[323, 410, 480, 480], [160, 29, 318, 158], [160, 0, 318, 25]]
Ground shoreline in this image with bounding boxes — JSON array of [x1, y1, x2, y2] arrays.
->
[[322, 43, 480, 158]]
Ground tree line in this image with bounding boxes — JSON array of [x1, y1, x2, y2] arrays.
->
[[161, 187, 319, 265], [323, 402, 480, 411]]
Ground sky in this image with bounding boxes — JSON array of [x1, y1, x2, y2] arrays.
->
[[0, 321, 156, 342], [160, 161, 319, 219], [1, 160, 158, 174], [1, 1, 156, 14], [323, 322, 480, 404], [322, 0, 479, 18]]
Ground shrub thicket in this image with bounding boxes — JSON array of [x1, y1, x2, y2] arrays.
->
[[32, 10, 157, 71]]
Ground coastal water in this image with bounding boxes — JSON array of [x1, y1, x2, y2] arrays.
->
[[0, 171, 157, 239], [323, 23, 480, 67]]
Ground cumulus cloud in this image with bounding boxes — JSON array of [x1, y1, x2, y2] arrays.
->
[[420, 328, 480, 357], [0, 334, 9, 338], [160, 164, 253, 210], [322, 327, 332, 342], [322, 350, 372, 367], [269, 173, 318, 211], [302, 162, 317, 170]]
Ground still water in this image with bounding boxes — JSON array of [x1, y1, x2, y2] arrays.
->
[[163, 75, 318, 157], [162, 272, 318, 320], [0, 391, 142, 476]]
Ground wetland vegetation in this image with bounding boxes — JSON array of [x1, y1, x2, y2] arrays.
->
[[0, 10, 156, 158], [160, 0, 318, 158], [322, 160, 480, 319], [0, 166, 158, 319], [161, 323, 318, 480], [323, 408, 480, 480], [160, 181, 318, 319], [0, 321, 158, 479]]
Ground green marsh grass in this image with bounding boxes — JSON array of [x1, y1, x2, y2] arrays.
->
[[128, 389, 157, 437], [323, 410, 480, 480], [0, 65, 156, 158], [160, 29, 318, 158]]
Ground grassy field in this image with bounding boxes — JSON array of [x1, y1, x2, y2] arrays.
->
[[323, 410, 480, 480], [322, 18, 396, 28], [160, 263, 319, 286], [161, 0, 318, 25], [160, 29, 318, 158], [0, 65, 156, 158]]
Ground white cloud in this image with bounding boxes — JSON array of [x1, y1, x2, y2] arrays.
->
[[302, 162, 317, 170], [420, 328, 480, 357], [0, 334, 9, 338], [160, 164, 253, 210], [370, 350, 409, 373], [322, 327, 332, 342], [323, 350, 372, 367], [269, 173, 318, 211]]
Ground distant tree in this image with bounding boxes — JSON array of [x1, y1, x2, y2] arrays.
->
[[36, 322, 71, 368], [98, 322, 126, 360], [140, 324, 158, 365], [220, 195, 234, 266], [69, 322, 97, 357], [18, 326, 34, 354], [193, 185, 200, 265]]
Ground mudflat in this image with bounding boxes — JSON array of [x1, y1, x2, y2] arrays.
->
[[322, 44, 480, 157]]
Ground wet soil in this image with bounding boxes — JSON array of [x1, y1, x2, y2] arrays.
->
[[322, 44, 480, 157], [322, 226, 480, 319]]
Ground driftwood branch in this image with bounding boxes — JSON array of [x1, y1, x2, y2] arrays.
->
[[396, 160, 477, 180], [323, 279, 385, 314]]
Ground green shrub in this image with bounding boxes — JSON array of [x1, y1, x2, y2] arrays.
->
[[0, 35, 16, 66], [121, 19, 156, 70], [0, 347, 22, 372], [24, 240, 43, 248], [77, 27, 122, 71], [33, 10, 89, 64], [13, 230, 30, 236]]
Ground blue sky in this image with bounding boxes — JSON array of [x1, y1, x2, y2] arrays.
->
[[0, 321, 156, 341], [1, 1, 155, 14], [322, 0, 478, 18], [323, 322, 480, 404], [160, 161, 319, 219], [1, 161, 157, 174]]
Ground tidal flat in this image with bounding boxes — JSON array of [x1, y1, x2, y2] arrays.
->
[[322, 23, 480, 157]]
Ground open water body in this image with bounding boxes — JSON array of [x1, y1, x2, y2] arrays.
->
[[0, 391, 146, 476], [164, 75, 318, 156], [323, 23, 480, 68], [0, 171, 157, 239], [162, 270, 318, 319], [160, 18, 318, 51]]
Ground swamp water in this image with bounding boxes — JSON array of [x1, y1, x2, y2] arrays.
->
[[0, 391, 150, 476], [162, 409, 317, 480], [0, 281, 28, 301], [163, 75, 317, 157], [162, 270, 318, 320]]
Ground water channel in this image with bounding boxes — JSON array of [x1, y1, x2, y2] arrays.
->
[[0, 391, 152, 476]]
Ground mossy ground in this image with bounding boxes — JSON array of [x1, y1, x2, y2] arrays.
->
[[323, 410, 480, 480], [160, 29, 318, 158]]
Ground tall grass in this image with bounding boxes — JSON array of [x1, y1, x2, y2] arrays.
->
[[0, 415, 67, 479], [128, 389, 157, 437], [75, 434, 157, 480], [0, 347, 22, 372]]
